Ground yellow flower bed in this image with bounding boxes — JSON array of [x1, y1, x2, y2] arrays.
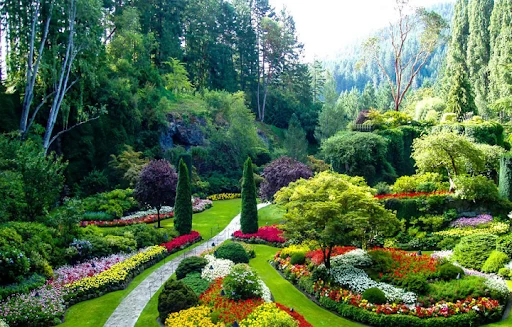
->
[[240, 303, 297, 327], [206, 193, 241, 201], [164, 305, 225, 327], [66, 245, 166, 294], [280, 244, 312, 258], [434, 222, 509, 237]]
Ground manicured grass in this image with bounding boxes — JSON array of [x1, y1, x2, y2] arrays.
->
[[135, 281, 166, 327], [59, 199, 241, 327], [257, 204, 285, 226], [249, 244, 363, 327]]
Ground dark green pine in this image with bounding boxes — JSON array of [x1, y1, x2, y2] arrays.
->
[[240, 157, 258, 234], [174, 159, 193, 235]]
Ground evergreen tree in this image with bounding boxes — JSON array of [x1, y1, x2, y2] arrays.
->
[[360, 82, 377, 109], [446, 0, 470, 70], [174, 159, 193, 235], [284, 114, 308, 162], [446, 64, 477, 119], [467, 0, 494, 116], [241, 157, 258, 234], [488, 0, 512, 104]]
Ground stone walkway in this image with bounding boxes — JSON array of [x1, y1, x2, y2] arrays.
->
[[104, 203, 270, 327]]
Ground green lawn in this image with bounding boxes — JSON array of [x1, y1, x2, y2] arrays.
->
[[249, 245, 363, 327], [257, 204, 285, 226], [135, 280, 166, 327], [58, 199, 242, 327]]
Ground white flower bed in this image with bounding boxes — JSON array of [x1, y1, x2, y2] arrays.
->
[[484, 276, 509, 298], [330, 264, 417, 304], [201, 255, 235, 281], [431, 250, 453, 261], [259, 279, 272, 302], [331, 249, 372, 267], [121, 206, 173, 221]]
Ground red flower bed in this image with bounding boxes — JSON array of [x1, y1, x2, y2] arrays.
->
[[233, 225, 286, 243], [374, 191, 450, 200], [79, 212, 174, 227], [370, 248, 439, 282], [160, 231, 201, 253], [276, 303, 313, 327], [199, 278, 264, 324], [306, 246, 357, 266]]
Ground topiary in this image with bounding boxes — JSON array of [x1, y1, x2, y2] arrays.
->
[[482, 250, 510, 273], [290, 252, 306, 265], [437, 262, 464, 281], [157, 279, 198, 322], [175, 256, 208, 280], [497, 234, 512, 258], [453, 233, 497, 270], [215, 242, 249, 264], [362, 287, 387, 304]]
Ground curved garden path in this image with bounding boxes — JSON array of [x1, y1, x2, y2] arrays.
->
[[104, 203, 270, 327]]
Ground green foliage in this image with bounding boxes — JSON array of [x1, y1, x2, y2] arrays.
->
[[104, 224, 174, 248], [392, 173, 444, 193], [445, 63, 477, 119], [109, 145, 149, 188], [222, 264, 262, 301], [321, 131, 396, 185], [0, 246, 30, 284], [0, 273, 46, 300], [400, 274, 430, 294], [290, 252, 306, 265], [453, 233, 497, 270], [365, 110, 413, 129], [432, 121, 505, 146], [440, 113, 458, 123], [79, 170, 110, 197], [481, 250, 509, 273], [453, 175, 499, 202], [276, 171, 399, 268], [83, 189, 139, 218], [376, 126, 421, 177], [104, 235, 137, 253], [176, 256, 208, 280], [157, 279, 198, 322], [497, 234, 512, 258], [180, 272, 211, 296], [368, 250, 395, 274], [437, 262, 464, 281], [362, 287, 387, 305], [374, 182, 391, 195], [215, 242, 249, 264], [241, 157, 258, 234], [174, 160, 193, 235], [426, 276, 501, 303], [284, 113, 308, 162], [499, 153, 512, 200]]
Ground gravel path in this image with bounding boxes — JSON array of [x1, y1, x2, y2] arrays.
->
[[104, 203, 270, 327]]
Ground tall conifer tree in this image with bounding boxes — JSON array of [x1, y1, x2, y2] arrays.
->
[[241, 157, 258, 234], [446, 64, 477, 119], [174, 159, 192, 235]]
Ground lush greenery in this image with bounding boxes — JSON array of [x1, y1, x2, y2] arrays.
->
[[174, 159, 193, 235], [241, 157, 258, 234]]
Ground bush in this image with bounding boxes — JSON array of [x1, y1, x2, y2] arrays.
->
[[437, 263, 464, 281], [104, 235, 137, 253], [82, 211, 115, 221], [176, 256, 208, 280], [392, 173, 444, 193], [215, 242, 249, 264], [400, 274, 429, 294], [83, 189, 139, 218], [454, 175, 500, 202], [0, 273, 46, 300], [238, 242, 256, 258], [482, 251, 509, 273], [497, 234, 512, 258], [222, 264, 262, 301], [0, 246, 30, 284], [453, 233, 497, 270], [498, 268, 510, 278], [240, 303, 297, 327], [290, 252, 306, 265], [374, 182, 391, 195], [425, 276, 491, 303], [368, 250, 394, 273], [157, 279, 198, 322], [362, 287, 387, 304], [180, 272, 211, 295]]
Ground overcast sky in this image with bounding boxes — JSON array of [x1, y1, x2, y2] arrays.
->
[[268, 0, 454, 62]]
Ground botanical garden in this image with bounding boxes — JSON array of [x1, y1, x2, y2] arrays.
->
[[1, 0, 512, 326]]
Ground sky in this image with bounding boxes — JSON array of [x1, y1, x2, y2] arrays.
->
[[268, 0, 454, 62]]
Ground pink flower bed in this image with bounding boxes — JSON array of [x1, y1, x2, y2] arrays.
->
[[233, 226, 286, 243], [161, 231, 202, 253], [52, 253, 132, 286], [80, 212, 174, 227]]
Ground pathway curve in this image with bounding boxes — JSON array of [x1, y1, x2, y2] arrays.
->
[[104, 203, 270, 327]]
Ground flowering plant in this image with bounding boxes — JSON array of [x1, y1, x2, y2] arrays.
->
[[330, 249, 372, 268], [164, 305, 224, 327], [306, 246, 357, 266], [206, 193, 241, 201], [240, 303, 297, 327], [201, 255, 235, 281], [374, 191, 450, 200], [160, 231, 201, 253], [370, 248, 439, 283], [233, 226, 286, 244], [450, 214, 493, 228], [275, 303, 313, 327], [435, 222, 509, 237]]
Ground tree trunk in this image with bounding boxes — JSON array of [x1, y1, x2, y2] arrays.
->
[[157, 207, 161, 228]]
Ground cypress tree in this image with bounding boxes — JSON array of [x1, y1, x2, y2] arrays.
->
[[467, 0, 494, 116], [241, 157, 258, 234], [499, 153, 512, 201], [446, 64, 477, 119], [174, 159, 192, 235], [177, 153, 193, 182]]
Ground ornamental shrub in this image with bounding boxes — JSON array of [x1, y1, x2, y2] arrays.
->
[[453, 233, 498, 270], [498, 268, 510, 278], [174, 159, 193, 235], [454, 175, 500, 202], [499, 153, 512, 201], [290, 252, 306, 265], [104, 235, 137, 253], [215, 242, 249, 264], [400, 274, 429, 294], [0, 273, 46, 300], [362, 287, 387, 304], [157, 279, 198, 322], [497, 234, 512, 257], [180, 272, 212, 295], [176, 256, 208, 280], [392, 173, 443, 193], [241, 157, 258, 233], [0, 246, 30, 284], [240, 303, 297, 327], [223, 264, 262, 301], [482, 251, 510, 273], [437, 263, 464, 281]]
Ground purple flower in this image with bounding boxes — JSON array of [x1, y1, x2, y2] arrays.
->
[[450, 214, 493, 228]]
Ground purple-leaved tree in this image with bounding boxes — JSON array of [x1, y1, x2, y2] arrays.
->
[[260, 156, 313, 201], [134, 159, 178, 228]]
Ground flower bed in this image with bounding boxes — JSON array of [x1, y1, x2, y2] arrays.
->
[[434, 222, 509, 237], [160, 231, 202, 253], [275, 303, 313, 327], [371, 248, 438, 283], [233, 226, 286, 245], [206, 193, 241, 201], [449, 214, 493, 228], [306, 246, 357, 266], [375, 191, 450, 200]]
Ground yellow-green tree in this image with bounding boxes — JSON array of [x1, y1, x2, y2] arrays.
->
[[275, 171, 399, 269]]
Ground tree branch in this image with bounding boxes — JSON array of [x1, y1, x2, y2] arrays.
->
[[47, 116, 100, 149], [25, 91, 56, 135]]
